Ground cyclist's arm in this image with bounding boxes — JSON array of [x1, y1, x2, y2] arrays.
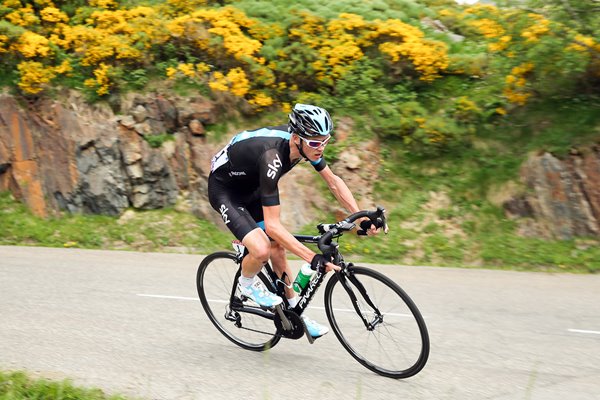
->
[[318, 165, 361, 214], [319, 165, 380, 235]]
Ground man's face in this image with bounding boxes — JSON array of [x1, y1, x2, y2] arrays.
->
[[296, 134, 331, 161]]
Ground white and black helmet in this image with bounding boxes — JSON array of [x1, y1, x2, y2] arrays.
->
[[288, 104, 333, 137]]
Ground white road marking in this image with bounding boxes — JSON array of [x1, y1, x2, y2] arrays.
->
[[137, 293, 413, 317], [137, 294, 198, 301], [568, 329, 600, 335]]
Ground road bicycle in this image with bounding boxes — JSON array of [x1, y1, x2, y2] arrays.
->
[[196, 207, 429, 379]]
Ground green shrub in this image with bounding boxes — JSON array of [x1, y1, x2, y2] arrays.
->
[[144, 133, 175, 148]]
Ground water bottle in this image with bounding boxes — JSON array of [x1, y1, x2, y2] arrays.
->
[[293, 263, 315, 293]]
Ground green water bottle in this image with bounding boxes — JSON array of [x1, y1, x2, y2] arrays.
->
[[293, 263, 315, 293]]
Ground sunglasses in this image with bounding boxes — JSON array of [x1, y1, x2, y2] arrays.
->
[[299, 135, 331, 149]]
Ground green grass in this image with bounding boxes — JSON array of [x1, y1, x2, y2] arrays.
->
[[143, 133, 175, 148], [0, 371, 128, 400], [0, 192, 230, 254]]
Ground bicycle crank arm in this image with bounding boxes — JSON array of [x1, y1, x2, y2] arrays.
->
[[274, 305, 292, 331]]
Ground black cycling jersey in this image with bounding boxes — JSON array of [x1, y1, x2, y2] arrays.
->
[[208, 125, 326, 240]]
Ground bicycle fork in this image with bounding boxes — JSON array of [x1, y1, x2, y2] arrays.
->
[[338, 265, 384, 331]]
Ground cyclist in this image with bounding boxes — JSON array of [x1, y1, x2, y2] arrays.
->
[[207, 103, 379, 338]]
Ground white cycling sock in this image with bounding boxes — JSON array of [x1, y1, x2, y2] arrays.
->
[[287, 295, 299, 308], [238, 275, 255, 287]]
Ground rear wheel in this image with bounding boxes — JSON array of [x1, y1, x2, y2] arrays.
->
[[324, 266, 429, 378], [196, 252, 281, 351]]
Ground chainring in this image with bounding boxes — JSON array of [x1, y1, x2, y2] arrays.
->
[[273, 309, 305, 339]]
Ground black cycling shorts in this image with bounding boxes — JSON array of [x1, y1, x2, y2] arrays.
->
[[208, 173, 266, 241]]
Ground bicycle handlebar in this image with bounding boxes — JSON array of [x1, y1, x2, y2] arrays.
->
[[317, 206, 388, 257]]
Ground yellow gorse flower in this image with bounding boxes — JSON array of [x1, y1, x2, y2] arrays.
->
[[503, 62, 535, 105], [469, 18, 504, 39], [13, 30, 51, 58], [17, 60, 56, 94], [40, 7, 69, 23], [178, 63, 195, 77], [0, 35, 9, 54], [289, 13, 448, 83], [84, 63, 112, 96], [521, 14, 550, 43], [3, 0, 23, 8], [192, 7, 264, 63], [248, 92, 274, 108], [90, 0, 118, 9], [5, 4, 40, 27], [167, 0, 208, 14], [166, 62, 210, 79], [568, 34, 598, 53], [54, 59, 72, 74], [209, 68, 250, 97]]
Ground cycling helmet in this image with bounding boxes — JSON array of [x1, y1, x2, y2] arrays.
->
[[288, 104, 333, 137]]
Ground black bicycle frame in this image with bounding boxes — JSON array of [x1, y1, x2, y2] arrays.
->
[[229, 207, 388, 327]]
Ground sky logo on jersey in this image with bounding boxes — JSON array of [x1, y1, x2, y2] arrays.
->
[[219, 204, 230, 224], [267, 154, 282, 180]]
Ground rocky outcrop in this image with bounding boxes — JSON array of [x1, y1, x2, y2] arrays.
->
[[0, 92, 216, 221], [0, 93, 378, 232], [504, 149, 600, 239]]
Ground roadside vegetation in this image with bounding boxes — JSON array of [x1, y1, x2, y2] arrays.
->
[[0, 0, 599, 272], [0, 371, 127, 400]]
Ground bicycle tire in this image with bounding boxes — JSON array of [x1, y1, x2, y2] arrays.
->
[[324, 266, 429, 378], [196, 251, 281, 351]]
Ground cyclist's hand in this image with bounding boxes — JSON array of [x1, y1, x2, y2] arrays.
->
[[325, 262, 341, 272], [358, 217, 381, 236], [311, 254, 340, 272]]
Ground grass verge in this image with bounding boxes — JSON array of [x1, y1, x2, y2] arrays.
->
[[2, 190, 598, 273], [0, 370, 127, 400]]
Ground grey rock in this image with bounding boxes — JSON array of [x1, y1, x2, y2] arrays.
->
[[189, 119, 205, 136], [132, 105, 148, 123], [119, 115, 136, 128], [134, 122, 152, 136]]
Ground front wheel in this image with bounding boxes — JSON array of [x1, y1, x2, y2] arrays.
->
[[196, 251, 281, 351], [324, 266, 429, 378]]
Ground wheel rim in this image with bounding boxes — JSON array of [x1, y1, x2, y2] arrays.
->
[[198, 254, 279, 350], [326, 269, 428, 377]]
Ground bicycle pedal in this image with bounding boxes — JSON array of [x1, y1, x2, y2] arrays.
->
[[300, 319, 316, 345]]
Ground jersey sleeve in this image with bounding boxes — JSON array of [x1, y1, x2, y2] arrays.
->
[[310, 157, 327, 172], [259, 148, 284, 206]]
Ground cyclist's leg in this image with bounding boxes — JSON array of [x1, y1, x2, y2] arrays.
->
[[244, 197, 291, 283], [208, 176, 270, 279], [208, 179, 281, 306]]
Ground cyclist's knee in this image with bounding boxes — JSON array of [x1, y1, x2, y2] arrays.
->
[[250, 245, 270, 264]]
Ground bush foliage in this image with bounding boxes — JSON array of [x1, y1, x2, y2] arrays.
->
[[0, 0, 597, 155]]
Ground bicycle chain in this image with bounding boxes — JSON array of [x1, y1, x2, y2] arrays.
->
[[233, 324, 286, 338]]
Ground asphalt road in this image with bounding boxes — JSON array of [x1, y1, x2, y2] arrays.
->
[[1, 246, 599, 399]]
